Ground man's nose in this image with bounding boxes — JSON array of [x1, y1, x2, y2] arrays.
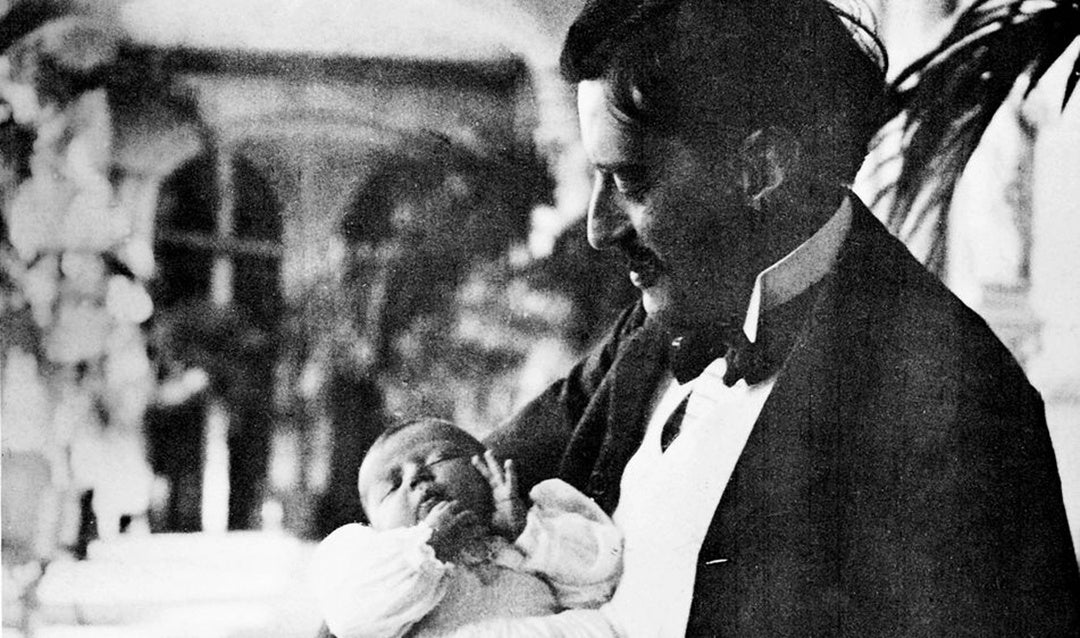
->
[[586, 177, 633, 250]]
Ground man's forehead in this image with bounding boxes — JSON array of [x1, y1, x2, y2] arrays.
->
[[577, 79, 642, 167]]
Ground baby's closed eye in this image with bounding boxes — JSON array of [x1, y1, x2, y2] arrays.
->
[[379, 471, 402, 500]]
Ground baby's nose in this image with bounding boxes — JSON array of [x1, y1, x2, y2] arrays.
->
[[404, 462, 434, 489]]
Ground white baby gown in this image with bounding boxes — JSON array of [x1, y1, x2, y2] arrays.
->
[[311, 479, 623, 638]]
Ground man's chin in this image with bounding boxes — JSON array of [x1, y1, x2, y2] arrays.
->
[[640, 288, 666, 317], [642, 285, 696, 325], [642, 303, 696, 339], [643, 293, 729, 337]]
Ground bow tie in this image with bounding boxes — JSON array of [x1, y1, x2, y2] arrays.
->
[[667, 280, 825, 385]]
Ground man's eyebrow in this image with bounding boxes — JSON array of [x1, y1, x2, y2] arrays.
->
[[592, 161, 642, 174]]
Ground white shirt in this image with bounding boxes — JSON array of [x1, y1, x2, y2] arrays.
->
[[601, 197, 852, 636], [495, 198, 853, 638]]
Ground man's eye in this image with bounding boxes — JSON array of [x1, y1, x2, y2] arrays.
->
[[612, 169, 648, 199]]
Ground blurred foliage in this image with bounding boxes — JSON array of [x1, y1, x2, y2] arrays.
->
[[282, 141, 549, 434], [1, 10, 203, 570], [867, 0, 1080, 273], [1, 3, 634, 547]]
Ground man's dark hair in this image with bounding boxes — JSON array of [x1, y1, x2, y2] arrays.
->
[[560, 0, 887, 184]]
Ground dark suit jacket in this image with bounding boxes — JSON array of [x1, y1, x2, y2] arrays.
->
[[487, 202, 1080, 636]]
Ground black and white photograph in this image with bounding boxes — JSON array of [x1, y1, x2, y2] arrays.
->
[[2, 0, 1079, 636]]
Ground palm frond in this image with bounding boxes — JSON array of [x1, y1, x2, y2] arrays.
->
[[872, 0, 1080, 274]]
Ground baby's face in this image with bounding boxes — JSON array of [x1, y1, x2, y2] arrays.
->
[[357, 422, 493, 531]]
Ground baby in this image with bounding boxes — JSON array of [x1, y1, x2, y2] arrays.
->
[[310, 417, 623, 638]]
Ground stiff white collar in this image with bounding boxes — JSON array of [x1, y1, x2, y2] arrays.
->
[[743, 195, 853, 342]]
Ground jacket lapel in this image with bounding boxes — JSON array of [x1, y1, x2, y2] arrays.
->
[[699, 200, 896, 556], [559, 320, 669, 513], [688, 201, 913, 634]]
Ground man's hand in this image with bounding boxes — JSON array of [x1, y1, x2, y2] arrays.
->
[[423, 500, 482, 562], [473, 450, 526, 539]]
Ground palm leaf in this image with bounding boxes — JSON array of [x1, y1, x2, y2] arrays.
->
[[870, 0, 1080, 274]]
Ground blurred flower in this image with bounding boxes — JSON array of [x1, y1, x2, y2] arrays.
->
[[0, 348, 52, 452], [22, 253, 60, 327], [0, 72, 43, 126], [105, 274, 152, 323], [3, 16, 119, 110], [114, 237, 155, 280], [63, 179, 130, 251], [527, 204, 562, 259], [8, 173, 76, 259], [103, 322, 154, 425], [156, 367, 210, 406], [59, 251, 105, 294], [44, 298, 110, 363]]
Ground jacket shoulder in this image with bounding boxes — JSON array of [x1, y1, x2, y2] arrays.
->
[[839, 206, 1040, 410]]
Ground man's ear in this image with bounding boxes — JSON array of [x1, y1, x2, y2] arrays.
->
[[736, 126, 802, 209]]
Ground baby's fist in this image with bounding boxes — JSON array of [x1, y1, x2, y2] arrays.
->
[[423, 500, 482, 562]]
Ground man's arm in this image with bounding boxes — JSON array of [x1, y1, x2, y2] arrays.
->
[[484, 302, 644, 492], [442, 608, 622, 638]]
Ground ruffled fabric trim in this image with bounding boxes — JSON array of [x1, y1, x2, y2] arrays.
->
[[516, 479, 624, 609]]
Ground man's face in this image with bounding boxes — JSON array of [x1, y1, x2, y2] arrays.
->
[[577, 79, 766, 332], [357, 423, 492, 531]]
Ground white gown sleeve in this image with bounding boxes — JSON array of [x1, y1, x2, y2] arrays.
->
[[309, 523, 451, 638], [514, 479, 624, 609]]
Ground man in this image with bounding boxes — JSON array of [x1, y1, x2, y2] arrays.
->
[[486, 0, 1080, 635]]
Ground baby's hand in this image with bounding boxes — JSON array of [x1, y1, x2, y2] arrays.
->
[[473, 450, 526, 539], [423, 500, 482, 562]]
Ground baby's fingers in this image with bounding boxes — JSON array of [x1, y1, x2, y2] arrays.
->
[[451, 508, 480, 528], [483, 450, 509, 484], [423, 499, 464, 526], [501, 458, 517, 494], [422, 500, 450, 523], [471, 454, 494, 484], [473, 451, 508, 491], [483, 450, 504, 481]]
